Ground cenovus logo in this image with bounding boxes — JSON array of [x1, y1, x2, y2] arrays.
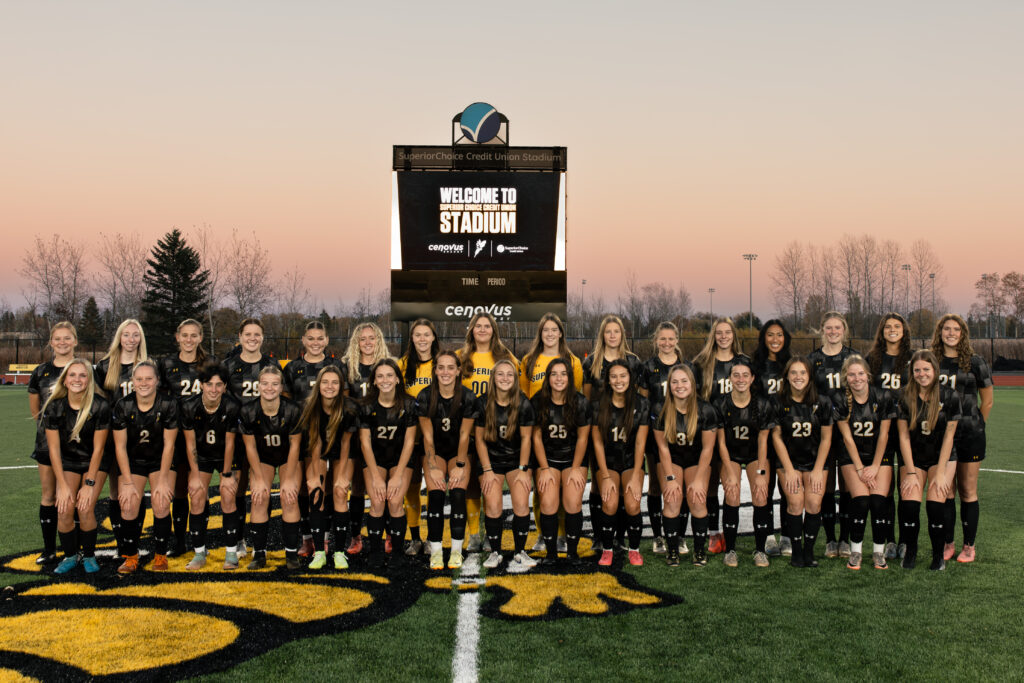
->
[[459, 102, 501, 143]]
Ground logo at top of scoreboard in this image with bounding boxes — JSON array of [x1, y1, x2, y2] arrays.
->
[[458, 102, 502, 143]]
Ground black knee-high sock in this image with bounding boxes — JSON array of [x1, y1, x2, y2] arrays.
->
[[251, 521, 269, 554], [108, 498, 124, 555], [803, 512, 822, 554], [785, 512, 804, 552], [283, 520, 300, 556], [614, 501, 627, 544], [350, 494, 366, 537], [927, 501, 946, 558], [706, 494, 720, 534], [298, 493, 311, 537], [680, 497, 690, 537], [366, 514, 385, 554], [80, 527, 97, 558], [427, 490, 445, 544], [40, 504, 57, 554], [449, 489, 467, 541], [821, 491, 837, 543], [663, 513, 680, 552], [599, 510, 615, 549], [961, 500, 979, 546], [223, 509, 240, 550], [647, 494, 663, 538], [190, 511, 209, 550], [849, 495, 869, 544], [870, 495, 888, 546], [723, 504, 739, 552], [943, 498, 956, 544], [310, 504, 327, 552], [540, 513, 558, 557], [121, 517, 140, 556], [886, 493, 898, 544], [899, 500, 921, 556], [753, 505, 770, 553], [389, 513, 407, 553], [768, 467, 780, 531], [153, 514, 172, 555], [565, 511, 583, 557], [235, 495, 247, 543], [171, 497, 188, 547], [330, 510, 350, 552], [512, 514, 530, 553], [484, 515, 503, 554], [59, 528, 79, 558], [691, 514, 709, 554], [838, 490, 852, 543], [588, 487, 601, 539], [626, 513, 642, 550]]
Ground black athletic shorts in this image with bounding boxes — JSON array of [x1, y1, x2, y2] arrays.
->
[[31, 450, 52, 467], [954, 421, 986, 463]]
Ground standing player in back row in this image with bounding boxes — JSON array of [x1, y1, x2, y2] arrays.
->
[[752, 319, 792, 557]]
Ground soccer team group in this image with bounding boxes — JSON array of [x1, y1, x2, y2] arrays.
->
[[28, 308, 991, 578]]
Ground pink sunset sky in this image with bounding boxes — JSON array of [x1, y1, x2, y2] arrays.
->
[[2, 2, 1021, 317]]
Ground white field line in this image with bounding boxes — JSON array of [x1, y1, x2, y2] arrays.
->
[[452, 552, 481, 683]]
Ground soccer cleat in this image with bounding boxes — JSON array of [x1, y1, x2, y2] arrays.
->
[[384, 536, 393, 554], [780, 536, 793, 557], [557, 536, 567, 553], [237, 540, 248, 558], [82, 556, 100, 574], [884, 542, 898, 560], [223, 551, 239, 571], [943, 542, 956, 561], [430, 548, 444, 570], [286, 556, 302, 570], [298, 537, 314, 558], [598, 549, 614, 566], [308, 551, 327, 570], [511, 550, 538, 571], [186, 551, 207, 571], [35, 552, 58, 566], [482, 535, 492, 552], [346, 535, 363, 555], [764, 535, 780, 557], [897, 543, 907, 560], [466, 534, 483, 553], [591, 539, 604, 553], [666, 548, 680, 567], [168, 539, 189, 558], [152, 553, 169, 571], [824, 541, 839, 558], [652, 536, 667, 555], [531, 537, 546, 552], [753, 551, 770, 568], [846, 551, 862, 570], [902, 551, 917, 570], [483, 551, 503, 569], [406, 539, 423, 556], [247, 554, 267, 570], [723, 550, 738, 568], [447, 551, 464, 570], [708, 533, 726, 554], [54, 555, 80, 575], [628, 549, 643, 566], [692, 548, 707, 567], [873, 552, 888, 570], [802, 546, 818, 568], [957, 545, 976, 563], [332, 551, 349, 570], [117, 554, 139, 575], [838, 541, 851, 558], [930, 556, 946, 571], [678, 539, 689, 556]]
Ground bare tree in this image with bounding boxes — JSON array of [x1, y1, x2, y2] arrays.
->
[[279, 265, 311, 316], [226, 229, 273, 317], [19, 234, 90, 325], [1001, 271, 1024, 336], [975, 272, 1007, 337], [616, 270, 643, 337], [769, 241, 807, 327], [877, 239, 904, 314], [93, 231, 147, 321], [909, 239, 944, 334], [190, 224, 230, 352]]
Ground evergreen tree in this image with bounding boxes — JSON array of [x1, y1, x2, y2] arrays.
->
[[78, 297, 103, 348], [142, 230, 210, 354]]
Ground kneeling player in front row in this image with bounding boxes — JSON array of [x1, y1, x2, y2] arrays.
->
[[240, 365, 303, 570], [180, 362, 243, 571], [112, 360, 179, 574]]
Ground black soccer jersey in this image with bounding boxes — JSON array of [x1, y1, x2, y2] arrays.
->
[[937, 355, 992, 423], [224, 354, 278, 406], [28, 361, 70, 457], [414, 384, 481, 457], [875, 353, 909, 394], [898, 388, 962, 468], [315, 399, 360, 461], [695, 354, 753, 402], [807, 346, 854, 401], [476, 394, 536, 469], [239, 397, 303, 467], [43, 395, 112, 470], [93, 359, 137, 400], [714, 394, 775, 465], [532, 393, 591, 468], [581, 354, 644, 396], [641, 356, 689, 405], [180, 394, 242, 466], [753, 358, 786, 398], [111, 393, 180, 466], [773, 395, 834, 470], [832, 386, 896, 464], [283, 356, 342, 405], [594, 395, 651, 472], [159, 355, 213, 400], [360, 396, 417, 468], [342, 361, 374, 399], [652, 399, 719, 469]]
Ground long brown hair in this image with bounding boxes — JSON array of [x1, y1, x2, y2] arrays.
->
[[780, 356, 818, 406], [402, 318, 439, 387], [458, 312, 514, 380], [522, 313, 576, 383], [536, 357, 581, 432], [177, 318, 208, 364], [596, 359, 641, 441], [427, 350, 463, 420], [867, 313, 910, 379], [693, 318, 742, 400], [588, 314, 634, 381], [482, 359, 522, 442], [657, 364, 699, 445], [930, 313, 974, 373], [903, 350, 942, 431], [301, 365, 353, 455]]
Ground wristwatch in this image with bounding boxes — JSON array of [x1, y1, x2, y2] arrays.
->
[[84, 478, 95, 487], [665, 475, 676, 482], [517, 464, 528, 472], [222, 470, 234, 478], [756, 469, 766, 475], [456, 461, 466, 468]]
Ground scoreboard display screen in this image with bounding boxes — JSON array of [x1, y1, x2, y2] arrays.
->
[[391, 145, 566, 322]]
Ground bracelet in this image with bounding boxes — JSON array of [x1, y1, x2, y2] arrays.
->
[[539, 466, 550, 471], [482, 467, 493, 473], [856, 467, 864, 472], [905, 470, 916, 475]]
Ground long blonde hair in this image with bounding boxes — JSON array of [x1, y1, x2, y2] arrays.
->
[[588, 314, 634, 381], [658, 364, 699, 446], [693, 318, 741, 400], [482, 359, 522, 442], [342, 322, 389, 385], [101, 319, 148, 394], [930, 313, 974, 373], [903, 350, 942, 431], [458, 312, 514, 380], [42, 359, 98, 443]]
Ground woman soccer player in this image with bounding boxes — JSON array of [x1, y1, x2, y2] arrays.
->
[[591, 360, 649, 567], [239, 365, 303, 570], [692, 318, 750, 554], [180, 362, 243, 571], [42, 359, 111, 575], [807, 312, 855, 559], [398, 318, 439, 557], [771, 357, 834, 568], [715, 359, 774, 567], [640, 321, 689, 556], [28, 321, 78, 565], [654, 363, 718, 567], [415, 351, 480, 569], [866, 313, 911, 561], [897, 350, 960, 571], [931, 314, 992, 563], [752, 319, 793, 557], [360, 358, 418, 567], [531, 357, 591, 565], [111, 360, 180, 573], [834, 355, 896, 570], [302, 365, 359, 571], [159, 319, 211, 557], [476, 359, 535, 571]]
